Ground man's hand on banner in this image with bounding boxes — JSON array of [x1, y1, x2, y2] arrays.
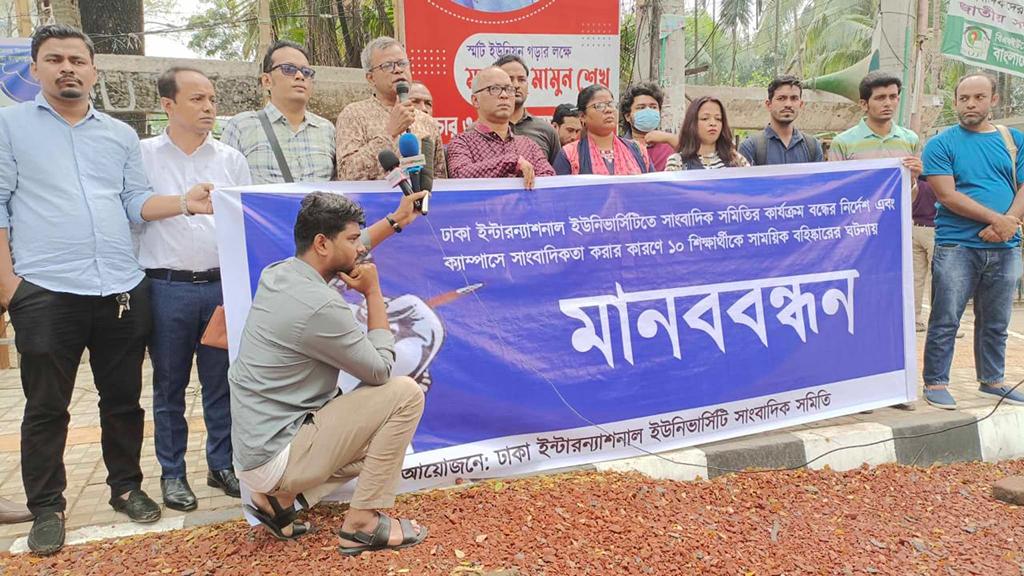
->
[[186, 183, 215, 215], [390, 190, 429, 227], [901, 157, 922, 180], [517, 156, 537, 190]]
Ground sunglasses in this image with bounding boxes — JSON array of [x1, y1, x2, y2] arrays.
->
[[269, 63, 316, 79]]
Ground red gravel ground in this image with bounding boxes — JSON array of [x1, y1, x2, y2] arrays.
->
[[3, 460, 1024, 576]]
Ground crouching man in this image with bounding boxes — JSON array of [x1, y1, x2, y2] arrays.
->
[[229, 191, 427, 555]]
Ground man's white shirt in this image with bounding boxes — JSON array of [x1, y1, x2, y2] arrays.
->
[[136, 129, 251, 271]]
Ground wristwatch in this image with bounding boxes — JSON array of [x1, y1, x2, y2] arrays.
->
[[386, 215, 402, 233]]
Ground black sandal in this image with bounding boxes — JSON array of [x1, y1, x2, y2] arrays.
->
[[337, 512, 428, 556], [244, 495, 310, 541]]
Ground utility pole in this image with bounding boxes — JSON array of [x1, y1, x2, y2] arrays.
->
[[662, 0, 687, 131], [774, 0, 780, 75], [15, 0, 33, 36], [257, 0, 273, 60], [649, 0, 661, 82], [909, 0, 929, 133], [693, 0, 699, 79]]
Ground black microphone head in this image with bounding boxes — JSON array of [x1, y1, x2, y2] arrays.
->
[[396, 81, 410, 102], [378, 149, 401, 171]]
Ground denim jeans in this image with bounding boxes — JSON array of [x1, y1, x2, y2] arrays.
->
[[149, 278, 232, 479], [923, 245, 1022, 386]]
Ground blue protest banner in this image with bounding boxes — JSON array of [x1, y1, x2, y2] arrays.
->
[[215, 160, 915, 490], [0, 39, 39, 107]]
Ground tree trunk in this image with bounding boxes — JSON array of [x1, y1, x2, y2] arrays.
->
[[731, 26, 737, 85], [306, 0, 343, 67], [78, 0, 146, 135], [79, 0, 143, 54], [44, 0, 82, 28], [336, 0, 361, 68], [373, 0, 393, 37]]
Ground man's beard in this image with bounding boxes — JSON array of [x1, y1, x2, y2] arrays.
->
[[772, 112, 795, 126], [58, 87, 84, 99], [958, 111, 985, 127]]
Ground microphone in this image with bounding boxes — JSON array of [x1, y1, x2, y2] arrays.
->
[[398, 132, 424, 191], [397, 133, 429, 215], [396, 81, 410, 103], [420, 137, 436, 194], [378, 149, 427, 215]]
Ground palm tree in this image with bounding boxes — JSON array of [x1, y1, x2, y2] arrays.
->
[[720, 0, 753, 85], [186, 0, 390, 65]]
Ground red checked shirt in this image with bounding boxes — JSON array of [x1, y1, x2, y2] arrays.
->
[[446, 122, 555, 179]]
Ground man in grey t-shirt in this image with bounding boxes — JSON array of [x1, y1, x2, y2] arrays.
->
[[229, 192, 428, 553]]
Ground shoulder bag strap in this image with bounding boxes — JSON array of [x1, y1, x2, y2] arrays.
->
[[257, 109, 294, 183]]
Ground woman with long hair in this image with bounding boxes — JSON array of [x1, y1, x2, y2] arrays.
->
[[553, 84, 654, 175], [665, 96, 749, 170]]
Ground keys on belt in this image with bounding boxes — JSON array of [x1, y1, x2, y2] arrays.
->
[[145, 268, 221, 283]]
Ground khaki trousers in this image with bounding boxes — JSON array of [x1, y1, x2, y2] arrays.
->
[[912, 225, 935, 325], [275, 376, 424, 510]]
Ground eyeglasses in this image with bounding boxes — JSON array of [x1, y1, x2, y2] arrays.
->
[[473, 84, 515, 97], [587, 101, 617, 112], [369, 59, 410, 73], [269, 63, 316, 79]]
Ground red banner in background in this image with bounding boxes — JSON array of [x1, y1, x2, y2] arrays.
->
[[403, 0, 620, 142]]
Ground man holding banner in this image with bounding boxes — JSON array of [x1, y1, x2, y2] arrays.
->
[[229, 192, 428, 553], [447, 66, 554, 188], [921, 73, 1024, 410]]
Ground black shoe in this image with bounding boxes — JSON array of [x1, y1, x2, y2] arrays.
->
[[27, 512, 65, 556], [161, 478, 198, 512], [207, 469, 241, 498], [110, 489, 161, 524]]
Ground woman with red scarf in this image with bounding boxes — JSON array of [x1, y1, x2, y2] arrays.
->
[[553, 85, 655, 175]]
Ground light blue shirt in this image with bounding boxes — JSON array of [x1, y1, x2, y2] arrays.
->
[[923, 125, 1023, 249], [0, 93, 152, 295]]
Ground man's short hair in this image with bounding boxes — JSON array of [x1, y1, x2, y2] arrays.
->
[[552, 103, 580, 125], [361, 36, 404, 71], [31, 24, 95, 62], [767, 75, 802, 100], [294, 192, 366, 255], [954, 73, 998, 98], [261, 40, 310, 74], [493, 54, 529, 75], [858, 71, 902, 101], [157, 66, 209, 100], [410, 79, 429, 89]]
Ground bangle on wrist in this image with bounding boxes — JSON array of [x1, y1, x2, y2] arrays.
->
[[180, 194, 193, 217], [385, 214, 402, 233]]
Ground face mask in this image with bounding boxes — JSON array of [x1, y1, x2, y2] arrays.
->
[[632, 108, 661, 132]]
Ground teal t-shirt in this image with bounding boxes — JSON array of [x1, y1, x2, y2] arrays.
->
[[922, 125, 1023, 248]]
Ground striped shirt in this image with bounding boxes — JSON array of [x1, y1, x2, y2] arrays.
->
[[828, 118, 920, 161], [220, 102, 336, 184], [665, 151, 749, 171]]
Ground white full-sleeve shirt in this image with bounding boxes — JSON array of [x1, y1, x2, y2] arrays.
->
[[136, 129, 252, 271]]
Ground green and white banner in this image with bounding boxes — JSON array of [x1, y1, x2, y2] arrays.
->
[[940, 0, 1024, 78]]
